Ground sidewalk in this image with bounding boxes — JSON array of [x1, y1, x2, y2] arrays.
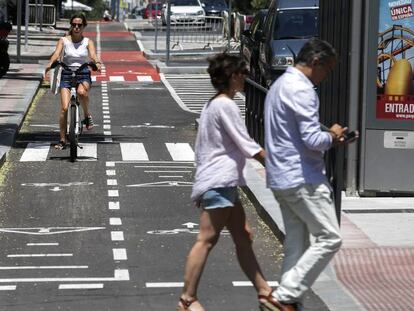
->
[[128, 18, 414, 311], [1, 19, 413, 311]]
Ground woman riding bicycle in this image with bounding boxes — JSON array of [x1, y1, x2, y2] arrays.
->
[[46, 13, 102, 150]]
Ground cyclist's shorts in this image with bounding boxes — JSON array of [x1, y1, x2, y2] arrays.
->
[[59, 67, 92, 89]]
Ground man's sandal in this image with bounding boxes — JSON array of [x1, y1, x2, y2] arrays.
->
[[177, 297, 198, 311], [54, 141, 66, 150], [258, 291, 297, 311]]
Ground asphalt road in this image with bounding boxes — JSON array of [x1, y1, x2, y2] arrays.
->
[[0, 22, 328, 311]]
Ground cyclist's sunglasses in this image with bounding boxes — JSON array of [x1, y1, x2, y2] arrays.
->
[[71, 23, 83, 28]]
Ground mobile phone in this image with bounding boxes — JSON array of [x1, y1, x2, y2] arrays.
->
[[344, 130, 358, 142]]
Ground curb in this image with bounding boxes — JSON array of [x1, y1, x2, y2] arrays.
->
[[0, 73, 43, 167]]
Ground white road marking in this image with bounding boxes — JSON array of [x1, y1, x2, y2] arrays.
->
[[126, 181, 193, 187], [111, 231, 124, 241], [109, 76, 125, 82], [103, 115, 110, 119], [134, 165, 194, 169], [106, 161, 115, 167], [105, 138, 113, 143], [27, 243, 58, 246], [0, 269, 129, 283], [120, 143, 149, 161], [159, 176, 183, 178], [109, 201, 120, 210], [107, 179, 118, 186], [0, 227, 105, 235], [145, 170, 191, 173], [103, 125, 111, 129], [0, 266, 88, 270], [103, 119, 111, 123], [165, 143, 195, 161], [8, 254, 73, 258], [21, 182, 93, 188], [108, 190, 119, 197], [104, 131, 112, 135], [232, 281, 280, 287], [59, 283, 104, 290], [113, 248, 127, 260], [106, 170, 116, 176], [110, 218, 122, 225], [146, 282, 184, 288], [78, 143, 97, 161], [0, 285, 16, 290], [20, 142, 50, 162], [137, 75, 153, 82]]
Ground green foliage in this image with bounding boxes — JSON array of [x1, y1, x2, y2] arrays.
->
[[79, 0, 106, 20], [227, 0, 269, 14]]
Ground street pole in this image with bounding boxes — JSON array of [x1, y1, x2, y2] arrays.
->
[[227, 0, 231, 51], [25, 0, 29, 49], [17, 0, 22, 63], [39, 0, 43, 31], [154, 1, 158, 53], [166, 0, 170, 65]]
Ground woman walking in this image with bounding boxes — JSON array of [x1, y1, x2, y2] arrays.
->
[[46, 13, 102, 150], [177, 53, 277, 311]]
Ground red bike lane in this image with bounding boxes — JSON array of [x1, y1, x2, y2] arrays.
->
[[85, 26, 160, 83]]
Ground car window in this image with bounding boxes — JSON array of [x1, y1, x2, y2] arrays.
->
[[170, 0, 200, 6], [274, 9, 318, 39]]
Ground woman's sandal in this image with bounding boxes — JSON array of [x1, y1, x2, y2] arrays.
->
[[177, 297, 198, 311], [258, 291, 296, 311], [54, 141, 66, 150]]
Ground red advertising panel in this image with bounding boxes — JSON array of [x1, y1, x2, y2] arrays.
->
[[377, 0, 414, 120]]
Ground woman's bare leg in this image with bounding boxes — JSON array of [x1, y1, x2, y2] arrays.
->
[[227, 201, 272, 297], [179, 208, 231, 310], [77, 82, 90, 118], [59, 88, 71, 142]]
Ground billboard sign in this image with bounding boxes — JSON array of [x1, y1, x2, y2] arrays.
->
[[377, 0, 414, 120]]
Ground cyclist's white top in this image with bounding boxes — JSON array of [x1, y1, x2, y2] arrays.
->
[[62, 37, 89, 67]]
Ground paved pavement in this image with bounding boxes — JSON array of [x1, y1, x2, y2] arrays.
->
[[1, 18, 414, 310]]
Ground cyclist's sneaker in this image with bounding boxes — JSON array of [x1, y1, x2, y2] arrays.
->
[[84, 115, 94, 130]]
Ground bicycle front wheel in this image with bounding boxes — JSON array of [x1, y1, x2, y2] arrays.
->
[[69, 104, 77, 162]]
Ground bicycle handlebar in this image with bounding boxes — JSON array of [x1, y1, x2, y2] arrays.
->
[[50, 61, 98, 72]]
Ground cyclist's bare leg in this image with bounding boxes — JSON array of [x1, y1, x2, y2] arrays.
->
[[77, 82, 91, 118], [58, 88, 71, 142]]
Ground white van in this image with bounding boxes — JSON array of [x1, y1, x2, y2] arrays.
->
[[161, 0, 206, 25]]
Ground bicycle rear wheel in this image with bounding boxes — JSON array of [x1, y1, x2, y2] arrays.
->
[[69, 104, 77, 162]]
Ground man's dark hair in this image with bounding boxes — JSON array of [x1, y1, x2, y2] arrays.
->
[[207, 53, 248, 93], [296, 38, 337, 66]]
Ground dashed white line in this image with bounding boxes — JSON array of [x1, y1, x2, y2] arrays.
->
[[108, 190, 119, 197], [59, 283, 104, 290], [27, 243, 59, 246], [109, 201, 120, 210], [107, 179, 118, 186], [110, 218, 122, 225], [113, 248, 127, 260], [0, 285, 16, 291], [8, 254, 73, 258], [111, 231, 124, 241]]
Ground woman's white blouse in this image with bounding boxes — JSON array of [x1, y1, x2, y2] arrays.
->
[[191, 96, 261, 201]]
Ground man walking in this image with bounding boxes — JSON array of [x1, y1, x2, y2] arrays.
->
[[261, 38, 356, 310]]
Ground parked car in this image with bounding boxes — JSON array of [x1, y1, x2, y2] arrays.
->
[[200, 0, 227, 16], [143, 2, 162, 19], [257, 0, 319, 87], [131, 5, 146, 18], [241, 9, 268, 82], [161, 0, 205, 25]]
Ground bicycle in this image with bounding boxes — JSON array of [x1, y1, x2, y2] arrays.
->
[[50, 61, 98, 162]]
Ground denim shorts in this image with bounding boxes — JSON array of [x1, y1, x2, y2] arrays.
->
[[59, 67, 92, 89], [200, 187, 239, 209]]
